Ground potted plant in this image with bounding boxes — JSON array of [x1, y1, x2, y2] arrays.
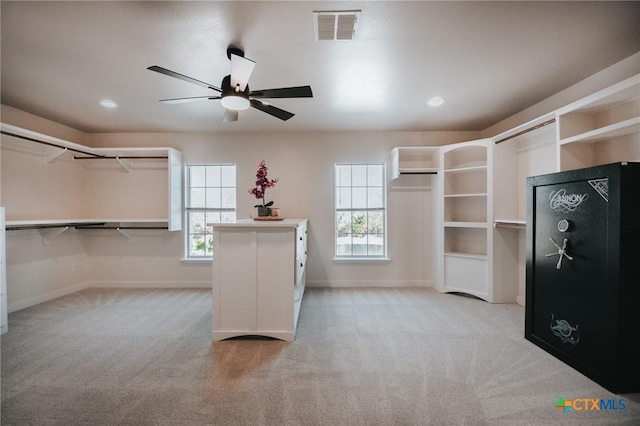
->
[[249, 160, 279, 216]]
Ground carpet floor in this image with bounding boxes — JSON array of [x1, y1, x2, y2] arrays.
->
[[1, 287, 639, 425]]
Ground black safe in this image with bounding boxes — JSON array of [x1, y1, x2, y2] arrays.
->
[[526, 162, 640, 393]]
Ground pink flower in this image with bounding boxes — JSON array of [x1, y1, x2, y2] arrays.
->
[[248, 160, 278, 207]]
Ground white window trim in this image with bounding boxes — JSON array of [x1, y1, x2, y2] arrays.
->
[[184, 163, 236, 259], [333, 163, 388, 260], [332, 257, 391, 263]]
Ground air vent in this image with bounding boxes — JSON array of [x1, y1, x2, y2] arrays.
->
[[313, 10, 361, 41]]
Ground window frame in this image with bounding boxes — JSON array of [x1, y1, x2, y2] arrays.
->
[[333, 163, 388, 261], [184, 163, 237, 260]]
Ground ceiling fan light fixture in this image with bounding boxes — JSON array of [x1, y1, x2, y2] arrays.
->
[[221, 94, 250, 111]]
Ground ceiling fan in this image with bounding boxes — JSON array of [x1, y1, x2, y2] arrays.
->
[[147, 47, 313, 122]]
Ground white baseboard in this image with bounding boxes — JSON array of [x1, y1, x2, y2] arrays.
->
[[8, 281, 90, 313], [8, 279, 428, 313], [87, 280, 211, 289], [306, 279, 432, 288]]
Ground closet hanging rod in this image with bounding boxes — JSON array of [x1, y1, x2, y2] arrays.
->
[[493, 222, 526, 230], [6, 222, 106, 231], [0, 130, 168, 160], [73, 155, 168, 160], [74, 226, 169, 230], [494, 118, 556, 144], [0, 130, 105, 158], [399, 171, 438, 175]]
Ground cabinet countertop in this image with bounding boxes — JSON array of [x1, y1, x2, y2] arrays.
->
[[210, 218, 308, 229]]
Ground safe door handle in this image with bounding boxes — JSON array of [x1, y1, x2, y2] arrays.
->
[[545, 237, 573, 269]]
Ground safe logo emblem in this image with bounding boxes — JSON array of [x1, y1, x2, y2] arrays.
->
[[550, 314, 579, 344], [549, 189, 589, 213]]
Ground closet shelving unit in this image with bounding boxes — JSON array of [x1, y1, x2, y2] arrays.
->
[[491, 112, 558, 229], [557, 74, 640, 171], [438, 140, 491, 299], [389, 146, 439, 180], [385, 74, 638, 305], [489, 117, 558, 305], [441, 141, 489, 256], [1, 123, 183, 237], [435, 138, 519, 303]]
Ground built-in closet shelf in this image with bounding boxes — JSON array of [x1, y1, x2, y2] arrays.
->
[[6, 219, 170, 231], [493, 113, 556, 145], [559, 117, 640, 145], [389, 146, 439, 180], [493, 219, 526, 230], [1, 123, 183, 231], [0, 123, 173, 161], [397, 167, 439, 175], [443, 165, 487, 174], [443, 193, 487, 198], [444, 221, 488, 228], [556, 74, 639, 171], [444, 252, 488, 260]]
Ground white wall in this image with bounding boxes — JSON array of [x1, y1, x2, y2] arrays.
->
[[2, 116, 478, 311], [86, 131, 477, 289], [1, 148, 88, 221], [4, 230, 89, 312]]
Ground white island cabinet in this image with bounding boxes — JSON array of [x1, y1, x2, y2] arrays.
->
[[211, 218, 308, 342]]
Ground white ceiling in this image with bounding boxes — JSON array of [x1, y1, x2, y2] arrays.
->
[[1, 1, 639, 134]]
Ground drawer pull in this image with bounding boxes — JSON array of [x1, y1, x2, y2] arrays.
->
[[300, 262, 303, 268], [299, 236, 303, 241]]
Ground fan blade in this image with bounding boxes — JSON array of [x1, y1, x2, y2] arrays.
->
[[223, 109, 239, 122], [148, 66, 222, 92], [250, 86, 313, 99], [230, 54, 255, 92], [159, 96, 221, 104], [250, 99, 294, 121]]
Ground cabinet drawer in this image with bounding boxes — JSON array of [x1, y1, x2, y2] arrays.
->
[[295, 250, 307, 286], [295, 268, 306, 303], [296, 223, 307, 257]]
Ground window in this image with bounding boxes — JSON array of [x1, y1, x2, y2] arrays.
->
[[335, 163, 386, 258], [185, 164, 236, 258]]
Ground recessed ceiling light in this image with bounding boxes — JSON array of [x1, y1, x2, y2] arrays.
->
[[98, 99, 118, 109], [427, 97, 444, 107]]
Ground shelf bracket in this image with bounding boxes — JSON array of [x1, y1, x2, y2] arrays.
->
[[44, 147, 68, 165], [117, 228, 134, 243], [116, 157, 132, 174], [43, 226, 69, 245]]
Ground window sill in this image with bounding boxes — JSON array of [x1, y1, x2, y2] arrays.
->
[[333, 257, 391, 263], [180, 258, 212, 264]]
